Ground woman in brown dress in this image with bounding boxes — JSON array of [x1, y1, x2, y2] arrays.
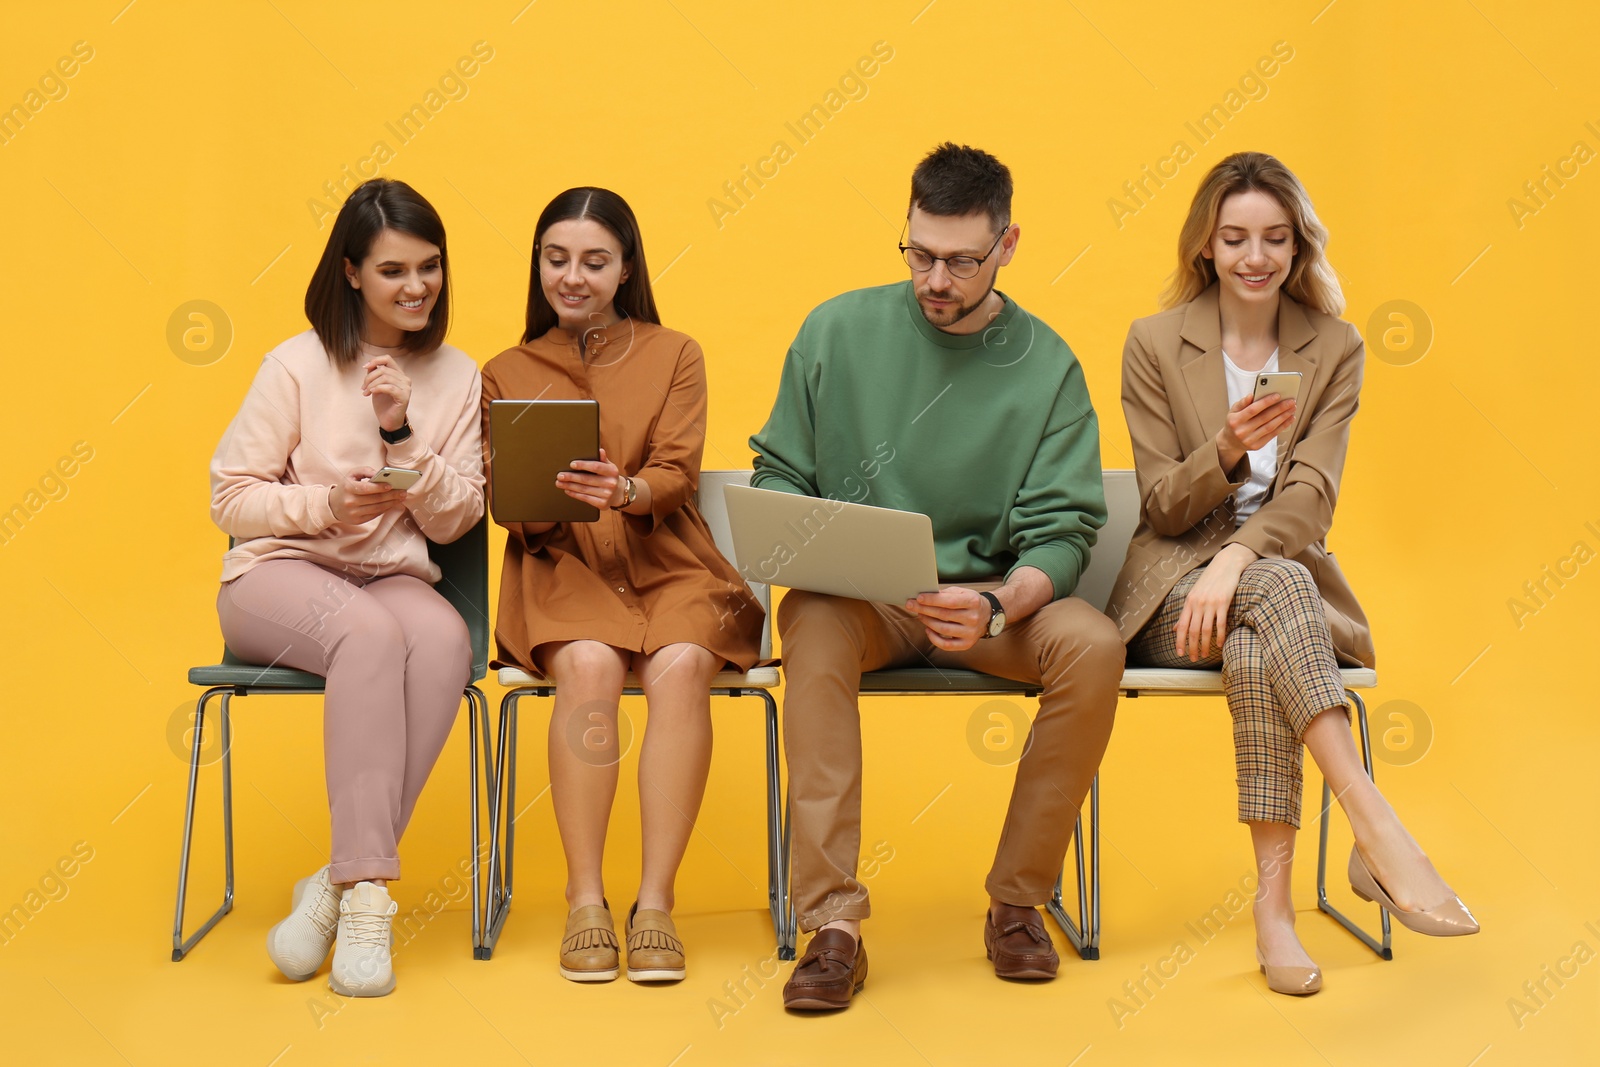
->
[[481, 187, 763, 984]]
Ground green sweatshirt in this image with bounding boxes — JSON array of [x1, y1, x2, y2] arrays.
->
[[750, 280, 1106, 598]]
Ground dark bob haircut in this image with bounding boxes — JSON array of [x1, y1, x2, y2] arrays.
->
[[908, 142, 1013, 231], [304, 178, 451, 366], [523, 187, 660, 344]]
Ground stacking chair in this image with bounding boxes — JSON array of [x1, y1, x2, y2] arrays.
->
[[172, 519, 495, 961], [769, 471, 1387, 961], [1089, 470, 1387, 958], [478, 472, 783, 960]]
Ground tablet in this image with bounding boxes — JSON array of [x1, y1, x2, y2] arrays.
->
[[488, 399, 601, 523]]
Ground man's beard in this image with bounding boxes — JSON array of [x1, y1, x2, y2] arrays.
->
[[915, 279, 995, 329]]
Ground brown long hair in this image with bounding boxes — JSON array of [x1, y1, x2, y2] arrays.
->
[[522, 187, 660, 344], [304, 179, 451, 365], [1161, 152, 1342, 317]]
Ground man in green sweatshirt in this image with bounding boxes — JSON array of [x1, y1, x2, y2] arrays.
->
[[751, 143, 1124, 1011]]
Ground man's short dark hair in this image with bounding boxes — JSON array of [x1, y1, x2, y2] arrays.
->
[[909, 143, 1012, 230]]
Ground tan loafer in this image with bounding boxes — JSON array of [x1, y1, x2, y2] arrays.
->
[[625, 903, 686, 982], [560, 902, 620, 982]]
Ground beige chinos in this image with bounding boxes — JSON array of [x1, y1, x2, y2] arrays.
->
[[779, 584, 1123, 933]]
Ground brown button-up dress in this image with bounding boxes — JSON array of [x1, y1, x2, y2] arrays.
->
[[480, 319, 764, 674]]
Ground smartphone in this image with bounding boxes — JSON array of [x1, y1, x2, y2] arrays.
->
[[1252, 371, 1303, 405], [371, 466, 421, 491]]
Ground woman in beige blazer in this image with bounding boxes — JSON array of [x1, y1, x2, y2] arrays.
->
[[1106, 152, 1477, 996]]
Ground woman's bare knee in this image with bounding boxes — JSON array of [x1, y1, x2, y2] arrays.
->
[[637, 643, 718, 696], [546, 640, 628, 691]]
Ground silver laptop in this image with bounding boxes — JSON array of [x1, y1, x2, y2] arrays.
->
[[722, 484, 940, 604]]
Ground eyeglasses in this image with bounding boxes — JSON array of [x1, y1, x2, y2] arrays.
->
[[898, 223, 1008, 280]]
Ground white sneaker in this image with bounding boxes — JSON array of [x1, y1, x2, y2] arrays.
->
[[266, 867, 340, 981], [329, 882, 398, 997]]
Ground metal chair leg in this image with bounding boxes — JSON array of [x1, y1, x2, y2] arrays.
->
[[757, 688, 796, 961], [1047, 773, 1099, 960], [759, 690, 795, 960], [172, 687, 236, 961], [1090, 773, 1101, 955], [486, 692, 512, 915], [1316, 690, 1393, 959], [780, 795, 795, 960], [465, 685, 488, 957], [480, 687, 525, 959]]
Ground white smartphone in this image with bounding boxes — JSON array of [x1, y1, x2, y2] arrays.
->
[[371, 466, 421, 490], [1252, 371, 1303, 405]]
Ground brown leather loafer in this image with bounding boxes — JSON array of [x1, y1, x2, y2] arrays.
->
[[782, 929, 867, 1011], [984, 903, 1058, 980]]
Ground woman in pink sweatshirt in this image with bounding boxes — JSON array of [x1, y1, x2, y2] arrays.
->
[[208, 178, 485, 997]]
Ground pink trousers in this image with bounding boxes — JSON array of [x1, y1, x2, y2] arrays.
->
[[217, 559, 470, 883]]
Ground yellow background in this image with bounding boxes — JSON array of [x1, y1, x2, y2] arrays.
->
[[2, 1, 1596, 1064]]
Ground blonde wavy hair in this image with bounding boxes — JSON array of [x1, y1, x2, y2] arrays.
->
[[1160, 151, 1343, 317]]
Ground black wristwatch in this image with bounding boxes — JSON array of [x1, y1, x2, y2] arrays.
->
[[379, 419, 413, 445], [978, 591, 1006, 639]]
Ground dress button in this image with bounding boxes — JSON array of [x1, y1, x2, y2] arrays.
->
[[604, 539, 611, 546], [617, 586, 625, 593]]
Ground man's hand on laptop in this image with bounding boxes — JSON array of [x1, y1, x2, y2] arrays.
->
[[905, 588, 988, 652]]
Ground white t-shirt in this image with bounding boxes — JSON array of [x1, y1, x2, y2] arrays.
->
[[1222, 348, 1280, 525]]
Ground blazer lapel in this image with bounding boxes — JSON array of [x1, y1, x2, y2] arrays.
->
[[1275, 291, 1317, 376], [1178, 285, 1229, 446], [1272, 293, 1320, 470]]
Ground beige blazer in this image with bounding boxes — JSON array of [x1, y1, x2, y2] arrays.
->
[[1103, 284, 1375, 668]]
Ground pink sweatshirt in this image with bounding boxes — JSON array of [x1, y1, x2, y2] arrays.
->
[[210, 330, 485, 584]]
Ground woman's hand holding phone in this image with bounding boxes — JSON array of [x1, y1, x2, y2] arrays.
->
[[329, 466, 407, 524], [1217, 394, 1297, 471]]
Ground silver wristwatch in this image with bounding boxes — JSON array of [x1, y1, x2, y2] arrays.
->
[[979, 591, 1006, 639]]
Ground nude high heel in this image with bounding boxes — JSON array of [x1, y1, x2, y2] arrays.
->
[[1348, 845, 1480, 936], [1255, 945, 1322, 996]]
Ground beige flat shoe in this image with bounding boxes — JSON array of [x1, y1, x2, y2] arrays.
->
[[625, 903, 686, 982], [1348, 845, 1480, 937], [1256, 945, 1322, 996], [560, 902, 620, 982]]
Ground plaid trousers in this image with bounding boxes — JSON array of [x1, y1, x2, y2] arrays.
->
[[1129, 559, 1348, 826]]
